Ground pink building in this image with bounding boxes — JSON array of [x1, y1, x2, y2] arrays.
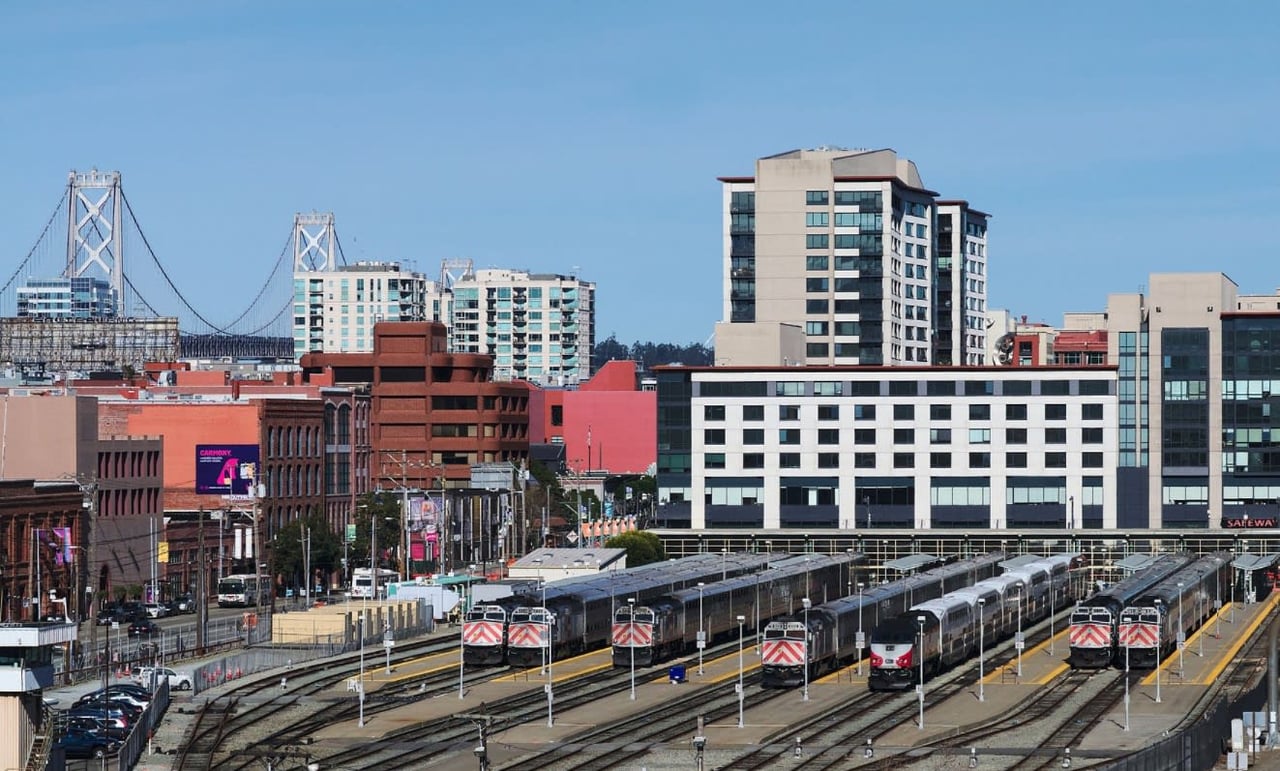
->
[[527, 360, 655, 475]]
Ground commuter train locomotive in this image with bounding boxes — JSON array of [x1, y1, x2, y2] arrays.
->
[[611, 551, 865, 668], [1119, 552, 1231, 670], [868, 553, 1081, 691], [1066, 553, 1192, 669], [760, 552, 1005, 688], [499, 551, 781, 667], [461, 597, 524, 665]]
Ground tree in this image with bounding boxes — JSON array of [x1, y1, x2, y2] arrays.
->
[[349, 491, 403, 573], [605, 531, 665, 567], [270, 509, 342, 593]]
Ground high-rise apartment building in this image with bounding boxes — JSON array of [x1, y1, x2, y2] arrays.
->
[[450, 268, 596, 386], [717, 148, 989, 367], [292, 261, 447, 357], [17, 277, 118, 318]]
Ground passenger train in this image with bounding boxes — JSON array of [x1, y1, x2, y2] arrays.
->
[[760, 552, 1006, 688], [867, 553, 1081, 691], [610, 551, 865, 668], [462, 552, 780, 667], [1119, 552, 1231, 669], [1066, 553, 1191, 668]]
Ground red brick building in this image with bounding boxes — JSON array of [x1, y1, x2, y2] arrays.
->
[[300, 322, 530, 491], [0, 480, 86, 622]]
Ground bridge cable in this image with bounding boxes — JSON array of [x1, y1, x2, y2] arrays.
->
[[121, 189, 278, 336], [0, 193, 67, 298], [216, 231, 294, 330]]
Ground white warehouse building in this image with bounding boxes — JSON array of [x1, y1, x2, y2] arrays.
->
[[654, 365, 1119, 531]]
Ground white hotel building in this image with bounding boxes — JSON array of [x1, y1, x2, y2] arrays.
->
[[655, 365, 1119, 532]]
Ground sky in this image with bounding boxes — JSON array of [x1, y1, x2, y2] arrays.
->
[[1, 2, 1277, 345]]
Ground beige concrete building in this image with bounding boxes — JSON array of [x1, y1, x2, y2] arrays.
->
[[292, 260, 446, 357], [717, 147, 989, 368]]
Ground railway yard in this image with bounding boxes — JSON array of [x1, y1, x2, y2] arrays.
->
[[48, 553, 1280, 771]]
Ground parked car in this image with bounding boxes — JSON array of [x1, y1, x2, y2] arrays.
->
[[67, 704, 132, 727], [102, 683, 152, 701], [74, 696, 142, 719], [175, 594, 198, 614], [57, 728, 120, 759], [77, 689, 148, 710], [133, 666, 193, 691], [128, 619, 160, 638], [143, 602, 168, 619], [66, 716, 129, 741]]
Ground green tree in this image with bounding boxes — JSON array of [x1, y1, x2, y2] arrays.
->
[[350, 491, 403, 573], [605, 531, 665, 567], [270, 509, 342, 593]]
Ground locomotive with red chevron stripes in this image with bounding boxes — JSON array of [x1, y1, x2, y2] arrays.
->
[[502, 551, 781, 667], [1066, 553, 1192, 668], [611, 552, 865, 668], [1118, 552, 1231, 669], [759, 552, 1005, 688]]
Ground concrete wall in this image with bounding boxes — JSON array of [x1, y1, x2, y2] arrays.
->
[[713, 322, 806, 367]]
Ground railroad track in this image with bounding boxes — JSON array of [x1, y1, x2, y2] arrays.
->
[[174, 635, 460, 770]]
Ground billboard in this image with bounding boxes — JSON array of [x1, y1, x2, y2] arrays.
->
[[37, 528, 73, 565], [196, 444, 261, 496], [406, 495, 441, 534]]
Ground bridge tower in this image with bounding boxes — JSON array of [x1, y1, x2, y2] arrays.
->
[[65, 169, 124, 302], [293, 212, 338, 271]]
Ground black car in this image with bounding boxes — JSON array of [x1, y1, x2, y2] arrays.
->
[[66, 716, 129, 741], [175, 594, 197, 614], [128, 619, 160, 638]]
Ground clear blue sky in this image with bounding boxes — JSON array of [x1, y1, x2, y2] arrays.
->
[[1, 3, 1276, 345]]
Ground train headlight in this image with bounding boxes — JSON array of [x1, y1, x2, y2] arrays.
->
[[896, 651, 913, 668], [869, 652, 883, 667]]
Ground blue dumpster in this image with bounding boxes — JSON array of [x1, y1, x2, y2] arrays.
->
[[668, 665, 686, 683]]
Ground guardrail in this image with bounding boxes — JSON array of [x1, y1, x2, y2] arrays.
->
[[112, 679, 170, 771]]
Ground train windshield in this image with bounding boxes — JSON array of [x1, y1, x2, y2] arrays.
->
[[872, 617, 919, 645], [762, 623, 787, 640], [465, 607, 488, 621], [1071, 607, 1110, 623]]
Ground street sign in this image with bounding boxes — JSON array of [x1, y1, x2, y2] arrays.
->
[[111, 622, 120, 631], [696, 641, 705, 650], [696, 631, 706, 642], [345, 524, 356, 543], [856, 632, 866, 649], [384, 638, 395, 650]]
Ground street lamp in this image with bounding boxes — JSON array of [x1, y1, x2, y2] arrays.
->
[[977, 597, 986, 702], [1014, 581, 1025, 679], [917, 615, 926, 730], [801, 598, 811, 702], [736, 614, 746, 728], [628, 597, 637, 700], [856, 582, 866, 677], [1123, 623, 1131, 731], [1154, 598, 1163, 703], [1176, 581, 1185, 677], [697, 583, 706, 676]]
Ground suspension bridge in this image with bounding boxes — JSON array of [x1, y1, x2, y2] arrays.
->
[[0, 169, 348, 377]]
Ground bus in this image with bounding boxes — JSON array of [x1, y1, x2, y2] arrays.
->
[[350, 568, 398, 600], [217, 574, 271, 608]]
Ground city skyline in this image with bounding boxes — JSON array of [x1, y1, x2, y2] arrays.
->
[[1, 3, 1276, 346]]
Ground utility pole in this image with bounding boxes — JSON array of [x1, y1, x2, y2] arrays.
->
[[197, 508, 206, 652], [459, 712, 496, 771], [303, 525, 311, 609]]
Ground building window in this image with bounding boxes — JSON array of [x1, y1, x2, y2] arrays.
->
[[779, 453, 802, 468], [893, 404, 914, 420], [1082, 452, 1104, 468], [817, 404, 840, 420], [806, 299, 829, 314], [1006, 428, 1028, 444], [1082, 404, 1104, 421], [1006, 404, 1028, 421], [742, 428, 764, 445], [1045, 428, 1067, 444], [806, 321, 829, 336], [806, 212, 830, 227], [806, 277, 829, 292], [854, 404, 876, 420], [818, 428, 840, 445], [704, 405, 725, 421], [1082, 427, 1104, 444], [817, 452, 840, 469], [705, 453, 726, 469], [1045, 404, 1068, 420], [969, 428, 991, 444], [930, 404, 951, 420], [969, 404, 991, 421], [807, 343, 829, 357], [806, 255, 829, 271], [854, 428, 876, 444], [893, 452, 914, 469], [743, 405, 764, 421], [743, 453, 764, 469], [1045, 452, 1068, 468], [806, 190, 829, 206], [704, 429, 725, 445], [1007, 452, 1028, 468], [930, 452, 951, 468], [969, 452, 991, 468], [550, 405, 563, 426], [779, 429, 801, 445], [894, 428, 915, 444], [779, 405, 801, 421], [806, 234, 829, 250], [854, 453, 876, 468], [930, 428, 951, 444]]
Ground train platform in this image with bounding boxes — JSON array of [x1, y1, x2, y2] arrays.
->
[[869, 592, 1280, 755]]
